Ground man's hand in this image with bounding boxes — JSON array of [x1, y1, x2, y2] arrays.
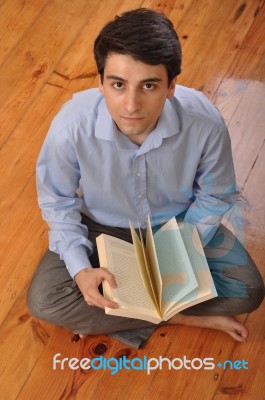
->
[[74, 268, 119, 309]]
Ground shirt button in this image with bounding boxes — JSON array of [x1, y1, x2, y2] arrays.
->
[[137, 172, 141, 177], [138, 194, 142, 198]]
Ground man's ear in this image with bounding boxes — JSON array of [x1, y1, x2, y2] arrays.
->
[[98, 75, 104, 95], [167, 77, 177, 99]]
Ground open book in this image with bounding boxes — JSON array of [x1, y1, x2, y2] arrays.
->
[[96, 216, 217, 324]]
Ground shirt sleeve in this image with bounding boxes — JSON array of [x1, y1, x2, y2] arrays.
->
[[36, 122, 93, 278], [184, 120, 239, 246]]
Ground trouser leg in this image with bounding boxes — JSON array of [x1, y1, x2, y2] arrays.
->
[[181, 223, 264, 316], [27, 216, 158, 348]]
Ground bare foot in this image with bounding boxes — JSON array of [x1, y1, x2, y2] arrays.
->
[[78, 334, 87, 339], [73, 332, 87, 339], [167, 314, 248, 342]]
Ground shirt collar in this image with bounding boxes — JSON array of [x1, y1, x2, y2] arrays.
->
[[94, 98, 115, 141], [94, 95, 180, 146]]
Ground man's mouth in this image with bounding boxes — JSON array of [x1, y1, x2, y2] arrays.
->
[[121, 116, 144, 120]]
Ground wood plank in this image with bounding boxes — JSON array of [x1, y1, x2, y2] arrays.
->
[[226, 1, 265, 81], [0, 83, 70, 226], [238, 142, 265, 259], [75, 328, 171, 399], [74, 320, 250, 400], [0, 85, 66, 326], [174, 0, 261, 95], [0, 289, 56, 400], [0, 0, 99, 147], [75, 323, 247, 400], [16, 327, 126, 399], [213, 80, 265, 188], [214, 307, 265, 399], [0, 0, 49, 66], [0, 178, 48, 325], [211, 4, 265, 189], [140, 324, 249, 400], [142, 0, 181, 13]]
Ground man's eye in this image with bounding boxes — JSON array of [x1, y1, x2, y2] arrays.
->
[[144, 83, 155, 90], [113, 82, 123, 89]]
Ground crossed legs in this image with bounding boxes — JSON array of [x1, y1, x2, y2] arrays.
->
[[27, 216, 264, 348]]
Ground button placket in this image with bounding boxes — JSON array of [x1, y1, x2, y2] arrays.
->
[[132, 154, 151, 226]]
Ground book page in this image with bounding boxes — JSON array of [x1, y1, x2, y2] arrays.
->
[[154, 217, 198, 315], [145, 215, 162, 309], [163, 223, 217, 320], [129, 221, 159, 309], [105, 307, 162, 324], [96, 234, 157, 313], [164, 268, 218, 320], [178, 223, 217, 300]]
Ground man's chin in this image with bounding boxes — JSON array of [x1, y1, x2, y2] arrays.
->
[[120, 129, 144, 138], [116, 124, 144, 137]]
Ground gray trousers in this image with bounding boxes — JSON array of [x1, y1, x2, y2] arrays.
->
[[27, 214, 264, 348]]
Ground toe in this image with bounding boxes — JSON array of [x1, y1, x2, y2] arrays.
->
[[229, 330, 246, 342]]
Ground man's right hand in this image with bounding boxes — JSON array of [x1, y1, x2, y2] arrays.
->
[[74, 268, 119, 309]]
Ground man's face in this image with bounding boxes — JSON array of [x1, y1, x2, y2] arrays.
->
[[99, 53, 176, 145]]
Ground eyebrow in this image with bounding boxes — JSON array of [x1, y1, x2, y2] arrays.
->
[[105, 75, 163, 83]]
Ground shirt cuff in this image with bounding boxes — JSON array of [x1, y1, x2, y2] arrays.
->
[[63, 245, 92, 279]]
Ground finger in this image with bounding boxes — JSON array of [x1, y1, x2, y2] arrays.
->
[[86, 290, 118, 309], [85, 300, 94, 306], [100, 268, 117, 288], [104, 299, 119, 309]]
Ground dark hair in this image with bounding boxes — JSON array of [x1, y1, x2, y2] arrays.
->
[[94, 8, 182, 84]]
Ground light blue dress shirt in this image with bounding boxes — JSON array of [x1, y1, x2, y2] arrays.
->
[[36, 85, 239, 278]]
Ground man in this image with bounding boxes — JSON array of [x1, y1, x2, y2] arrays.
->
[[27, 8, 264, 348]]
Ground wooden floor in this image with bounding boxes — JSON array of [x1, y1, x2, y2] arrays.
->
[[0, 0, 264, 399]]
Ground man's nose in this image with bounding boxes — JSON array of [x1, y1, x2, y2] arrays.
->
[[124, 89, 140, 113]]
